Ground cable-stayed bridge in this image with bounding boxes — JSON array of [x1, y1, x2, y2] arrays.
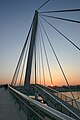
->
[[1, 0, 80, 120]]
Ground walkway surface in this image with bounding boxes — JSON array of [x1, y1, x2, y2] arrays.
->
[[0, 88, 26, 120]]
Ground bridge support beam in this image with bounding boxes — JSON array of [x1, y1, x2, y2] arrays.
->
[[24, 11, 38, 90]]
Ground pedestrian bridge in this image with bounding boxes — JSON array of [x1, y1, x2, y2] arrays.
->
[[1, 0, 80, 120], [0, 84, 80, 120]]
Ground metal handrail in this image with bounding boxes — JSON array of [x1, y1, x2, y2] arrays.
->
[[46, 86, 80, 110], [35, 85, 80, 120], [40, 85, 80, 110], [9, 86, 75, 120]]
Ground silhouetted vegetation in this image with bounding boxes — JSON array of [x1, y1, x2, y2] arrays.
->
[[0, 84, 8, 90], [49, 85, 80, 92]]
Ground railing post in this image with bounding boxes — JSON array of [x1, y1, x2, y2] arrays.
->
[[61, 94, 62, 99], [65, 96, 67, 102], [72, 99, 73, 106]]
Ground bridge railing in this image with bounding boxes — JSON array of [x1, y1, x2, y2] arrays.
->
[[37, 85, 80, 110], [32, 84, 80, 120], [54, 91, 80, 110], [9, 85, 75, 120]]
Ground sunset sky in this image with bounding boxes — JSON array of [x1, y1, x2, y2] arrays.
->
[[0, 0, 80, 86]]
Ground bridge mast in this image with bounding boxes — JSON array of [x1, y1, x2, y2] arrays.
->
[[24, 11, 38, 90]]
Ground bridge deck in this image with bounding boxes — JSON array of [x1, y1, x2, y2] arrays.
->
[[0, 88, 26, 120]]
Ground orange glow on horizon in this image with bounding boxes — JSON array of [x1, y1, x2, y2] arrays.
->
[[0, 70, 80, 86]]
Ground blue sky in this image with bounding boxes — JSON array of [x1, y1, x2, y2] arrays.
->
[[0, 0, 80, 85]]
